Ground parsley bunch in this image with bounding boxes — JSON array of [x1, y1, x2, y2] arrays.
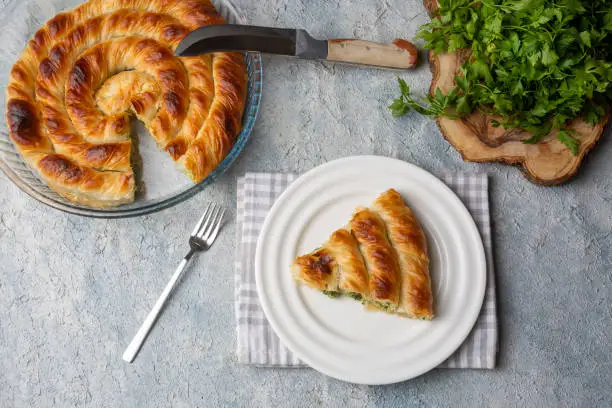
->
[[390, 0, 612, 154]]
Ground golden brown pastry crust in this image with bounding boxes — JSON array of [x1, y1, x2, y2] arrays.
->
[[291, 228, 370, 295], [6, 0, 247, 207], [326, 229, 369, 296], [30, 152, 135, 205], [372, 189, 434, 319], [350, 208, 400, 309], [291, 248, 339, 292], [291, 189, 433, 320], [178, 51, 247, 181]]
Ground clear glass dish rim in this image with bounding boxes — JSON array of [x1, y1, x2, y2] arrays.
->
[[0, 0, 262, 218]]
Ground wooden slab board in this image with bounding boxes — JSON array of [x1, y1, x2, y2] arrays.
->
[[424, 0, 607, 185]]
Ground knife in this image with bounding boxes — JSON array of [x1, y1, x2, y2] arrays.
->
[[174, 24, 419, 69]]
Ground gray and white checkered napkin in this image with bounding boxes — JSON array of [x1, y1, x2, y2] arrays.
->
[[235, 172, 497, 369]]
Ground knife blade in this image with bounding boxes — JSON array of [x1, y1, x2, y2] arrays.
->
[[174, 24, 418, 70]]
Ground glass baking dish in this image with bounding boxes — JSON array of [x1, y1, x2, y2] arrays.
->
[[0, 0, 262, 217]]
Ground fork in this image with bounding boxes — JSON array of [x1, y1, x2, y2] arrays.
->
[[122, 203, 226, 363]]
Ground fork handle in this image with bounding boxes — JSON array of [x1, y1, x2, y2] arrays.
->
[[122, 250, 195, 363]]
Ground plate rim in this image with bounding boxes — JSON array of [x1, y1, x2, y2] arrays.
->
[[255, 155, 487, 384]]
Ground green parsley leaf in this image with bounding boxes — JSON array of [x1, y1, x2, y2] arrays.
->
[[398, 77, 410, 96], [557, 130, 580, 155], [579, 31, 591, 48], [541, 44, 559, 66], [388, 99, 408, 117]]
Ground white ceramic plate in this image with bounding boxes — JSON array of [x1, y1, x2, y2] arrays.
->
[[255, 156, 486, 384]]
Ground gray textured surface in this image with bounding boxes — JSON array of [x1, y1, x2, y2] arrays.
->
[[1, 0, 611, 406]]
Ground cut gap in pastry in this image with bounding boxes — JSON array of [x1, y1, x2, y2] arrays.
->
[[128, 117, 145, 198]]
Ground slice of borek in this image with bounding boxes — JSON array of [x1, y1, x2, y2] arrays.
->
[[291, 189, 433, 320], [291, 228, 369, 302]]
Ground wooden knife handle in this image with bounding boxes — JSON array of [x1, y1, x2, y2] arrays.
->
[[326, 39, 418, 69]]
